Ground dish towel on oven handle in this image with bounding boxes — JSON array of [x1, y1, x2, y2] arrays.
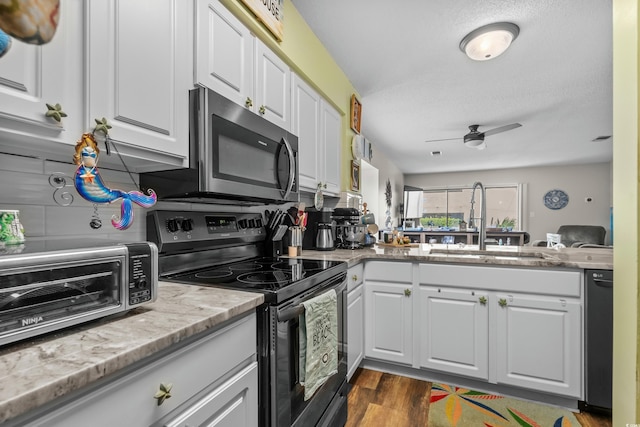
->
[[299, 288, 338, 401]]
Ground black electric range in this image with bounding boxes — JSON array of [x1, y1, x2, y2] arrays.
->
[[147, 210, 346, 304]]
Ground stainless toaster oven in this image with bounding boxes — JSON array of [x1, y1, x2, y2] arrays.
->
[[0, 241, 158, 347]]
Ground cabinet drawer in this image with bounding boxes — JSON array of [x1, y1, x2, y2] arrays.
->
[[23, 314, 256, 427], [365, 261, 412, 284], [347, 263, 364, 291], [164, 361, 258, 427], [419, 264, 582, 297]]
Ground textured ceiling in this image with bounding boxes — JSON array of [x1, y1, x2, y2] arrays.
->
[[291, 0, 612, 175]]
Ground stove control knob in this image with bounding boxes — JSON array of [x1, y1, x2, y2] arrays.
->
[[167, 219, 180, 233], [181, 218, 194, 232], [248, 219, 256, 228], [255, 218, 263, 228], [238, 219, 248, 229]]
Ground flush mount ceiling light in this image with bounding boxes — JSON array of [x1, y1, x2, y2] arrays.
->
[[460, 22, 520, 61]]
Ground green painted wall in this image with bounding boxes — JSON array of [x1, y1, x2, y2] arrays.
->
[[612, 0, 639, 423], [220, 0, 359, 192]]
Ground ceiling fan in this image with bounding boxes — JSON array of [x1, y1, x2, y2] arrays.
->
[[425, 123, 522, 149]]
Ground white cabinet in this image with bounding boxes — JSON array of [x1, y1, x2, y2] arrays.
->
[[86, 0, 191, 171], [15, 314, 258, 427], [319, 99, 341, 195], [495, 293, 581, 397], [418, 263, 583, 399], [292, 74, 341, 195], [364, 262, 413, 365], [254, 41, 290, 130], [347, 263, 364, 380], [419, 286, 489, 380], [196, 0, 290, 130], [0, 0, 83, 151]]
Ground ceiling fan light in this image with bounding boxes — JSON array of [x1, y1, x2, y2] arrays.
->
[[464, 139, 485, 148], [460, 22, 519, 61]]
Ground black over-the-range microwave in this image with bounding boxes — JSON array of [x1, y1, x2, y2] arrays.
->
[[140, 88, 299, 205]]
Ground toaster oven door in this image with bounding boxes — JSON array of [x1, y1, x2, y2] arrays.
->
[[0, 258, 126, 346]]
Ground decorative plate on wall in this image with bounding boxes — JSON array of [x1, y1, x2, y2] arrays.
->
[[543, 189, 569, 210]]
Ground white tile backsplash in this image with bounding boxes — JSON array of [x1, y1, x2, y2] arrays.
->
[[0, 152, 147, 241]]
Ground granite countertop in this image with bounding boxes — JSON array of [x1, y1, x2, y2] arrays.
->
[[293, 243, 613, 270], [0, 282, 264, 424]]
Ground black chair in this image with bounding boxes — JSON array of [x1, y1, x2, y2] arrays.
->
[[531, 225, 606, 247]]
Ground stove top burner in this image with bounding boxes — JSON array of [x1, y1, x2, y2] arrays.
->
[[166, 256, 346, 303], [194, 269, 233, 279], [237, 271, 293, 284]]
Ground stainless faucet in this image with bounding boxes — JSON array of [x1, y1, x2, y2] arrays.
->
[[469, 181, 487, 250]]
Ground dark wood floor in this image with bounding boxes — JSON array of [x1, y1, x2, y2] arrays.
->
[[346, 368, 612, 427]]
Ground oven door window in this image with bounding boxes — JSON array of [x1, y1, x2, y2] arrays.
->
[[0, 260, 121, 334], [211, 115, 293, 193]]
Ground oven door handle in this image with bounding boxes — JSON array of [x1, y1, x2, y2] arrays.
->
[[277, 277, 346, 322], [278, 304, 305, 322]]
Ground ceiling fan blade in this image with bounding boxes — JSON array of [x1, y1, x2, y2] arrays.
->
[[424, 137, 460, 143], [481, 123, 522, 137]]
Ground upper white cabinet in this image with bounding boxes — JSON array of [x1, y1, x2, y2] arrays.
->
[[0, 0, 83, 147], [255, 41, 290, 130], [196, 0, 291, 130], [86, 0, 191, 170], [292, 74, 341, 195]]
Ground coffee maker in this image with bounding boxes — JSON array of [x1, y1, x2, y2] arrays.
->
[[333, 208, 367, 249], [302, 208, 336, 251]]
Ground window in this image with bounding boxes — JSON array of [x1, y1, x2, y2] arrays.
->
[[407, 185, 520, 230]]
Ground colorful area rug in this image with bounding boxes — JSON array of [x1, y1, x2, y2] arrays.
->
[[428, 384, 580, 427]]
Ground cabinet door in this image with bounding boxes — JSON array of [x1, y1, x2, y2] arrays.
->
[[365, 282, 413, 365], [195, 0, 254, 108], [320, 99, 341, 195], [0, 0, 82, 143], [291, 74, 321, 192], [495, 293, 582, 398], [419, 287, 489, 380], [255, 40, 290, 130], [86, 0, 190, 167], [165, 362, 258, 427], [347, 284, 364, 380]]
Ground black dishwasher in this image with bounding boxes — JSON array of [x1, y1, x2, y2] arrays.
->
[[583, 269, 613, 413]]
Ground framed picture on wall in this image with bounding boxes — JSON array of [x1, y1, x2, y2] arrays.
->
[[351, 161, 360, 192], [350, 94, 362, 134]]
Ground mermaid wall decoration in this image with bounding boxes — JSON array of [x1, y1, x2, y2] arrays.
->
[[73, 133, 156, 230]]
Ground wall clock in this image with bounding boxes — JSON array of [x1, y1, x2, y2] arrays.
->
[[543, 189, 569, 210]]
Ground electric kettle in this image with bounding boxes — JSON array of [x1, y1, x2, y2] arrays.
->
[[315, 223, 335, 251]]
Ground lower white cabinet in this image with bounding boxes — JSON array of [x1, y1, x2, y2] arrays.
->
[[347, 263, 364, 380], [495, 293, 581, 397], [418, 263, 583, 399], [364, 262, 413, 365], [14, 314, 258, 427], [419, 286, 489, 380]]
